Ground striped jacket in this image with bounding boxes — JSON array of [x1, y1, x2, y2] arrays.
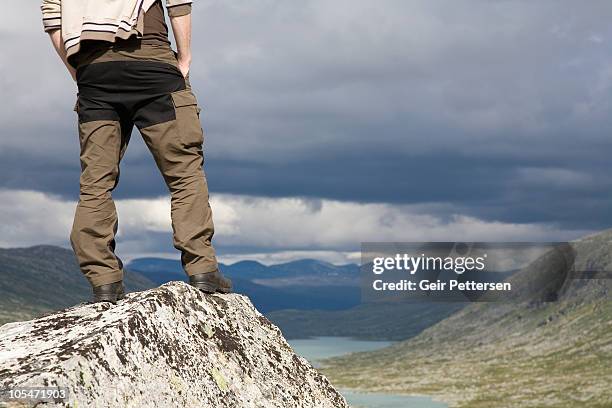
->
[[41, 0, 192, 59]]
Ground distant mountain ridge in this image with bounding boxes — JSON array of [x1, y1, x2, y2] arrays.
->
[[0, 247, 362, 325], [127, 257, 360, 285], [125, 257, 362, 313]]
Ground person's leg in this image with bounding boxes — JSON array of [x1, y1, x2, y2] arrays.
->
[[134, 82, 219, 277], [70, 95, 132, 288]]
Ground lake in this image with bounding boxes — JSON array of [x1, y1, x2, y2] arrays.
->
[[288, 337, 447, 408]]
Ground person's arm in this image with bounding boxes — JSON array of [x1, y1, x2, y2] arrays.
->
[[41, 0, 76, 81], [48, 29, 77, 82], [168, 2, 193, 78]]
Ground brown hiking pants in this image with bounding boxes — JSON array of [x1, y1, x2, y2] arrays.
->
[[71, 59, 219, 287]]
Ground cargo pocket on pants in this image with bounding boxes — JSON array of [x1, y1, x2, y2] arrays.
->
[[170, 89, 204, 147]]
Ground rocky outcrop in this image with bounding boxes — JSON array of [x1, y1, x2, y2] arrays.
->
[[0, 282, 348, 408]]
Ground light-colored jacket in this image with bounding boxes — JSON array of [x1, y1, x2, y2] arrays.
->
[[41, 0, 192, 59]]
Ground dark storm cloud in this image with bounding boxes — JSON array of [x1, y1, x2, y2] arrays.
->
[[2, 0, 612, 231]]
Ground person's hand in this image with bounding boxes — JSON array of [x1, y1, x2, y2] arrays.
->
[[177, 52, 191, 78]]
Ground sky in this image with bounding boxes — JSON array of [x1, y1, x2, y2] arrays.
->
[[1, 0, 612, 265]]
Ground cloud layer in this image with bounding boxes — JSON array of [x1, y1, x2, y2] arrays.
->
[[0, 189, 588, 264], [1, 1, 611, 260]]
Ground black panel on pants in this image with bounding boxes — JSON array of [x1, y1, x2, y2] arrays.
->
[[75, 60, 187, 128]]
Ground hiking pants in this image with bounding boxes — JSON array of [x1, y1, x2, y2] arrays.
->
[[71, 60, 219, 287]]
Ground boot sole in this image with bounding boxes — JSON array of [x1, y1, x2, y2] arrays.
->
[[191, 282, 232, 294], [92, 288, 126, 304]]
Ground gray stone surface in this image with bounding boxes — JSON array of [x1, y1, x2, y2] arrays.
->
[[0, 282, 348, 407]]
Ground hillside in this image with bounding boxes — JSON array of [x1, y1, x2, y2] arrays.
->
[[323, 233, 612, 407], [268, 301, 465, 341], [0, 245, 156, 325]]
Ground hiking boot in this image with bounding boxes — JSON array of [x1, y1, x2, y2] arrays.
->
[[92, 281, 125, 304], [189, 270, 233, 294]]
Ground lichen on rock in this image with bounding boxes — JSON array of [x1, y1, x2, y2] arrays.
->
[[0, 282, 348, 408]]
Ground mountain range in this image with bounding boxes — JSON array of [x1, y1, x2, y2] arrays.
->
[[0, 246, 361, 324], [126, 257, 361, 313], [0, 246, 466, 342]]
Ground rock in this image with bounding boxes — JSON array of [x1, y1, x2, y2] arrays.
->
[[0, 282, 348, 408]]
